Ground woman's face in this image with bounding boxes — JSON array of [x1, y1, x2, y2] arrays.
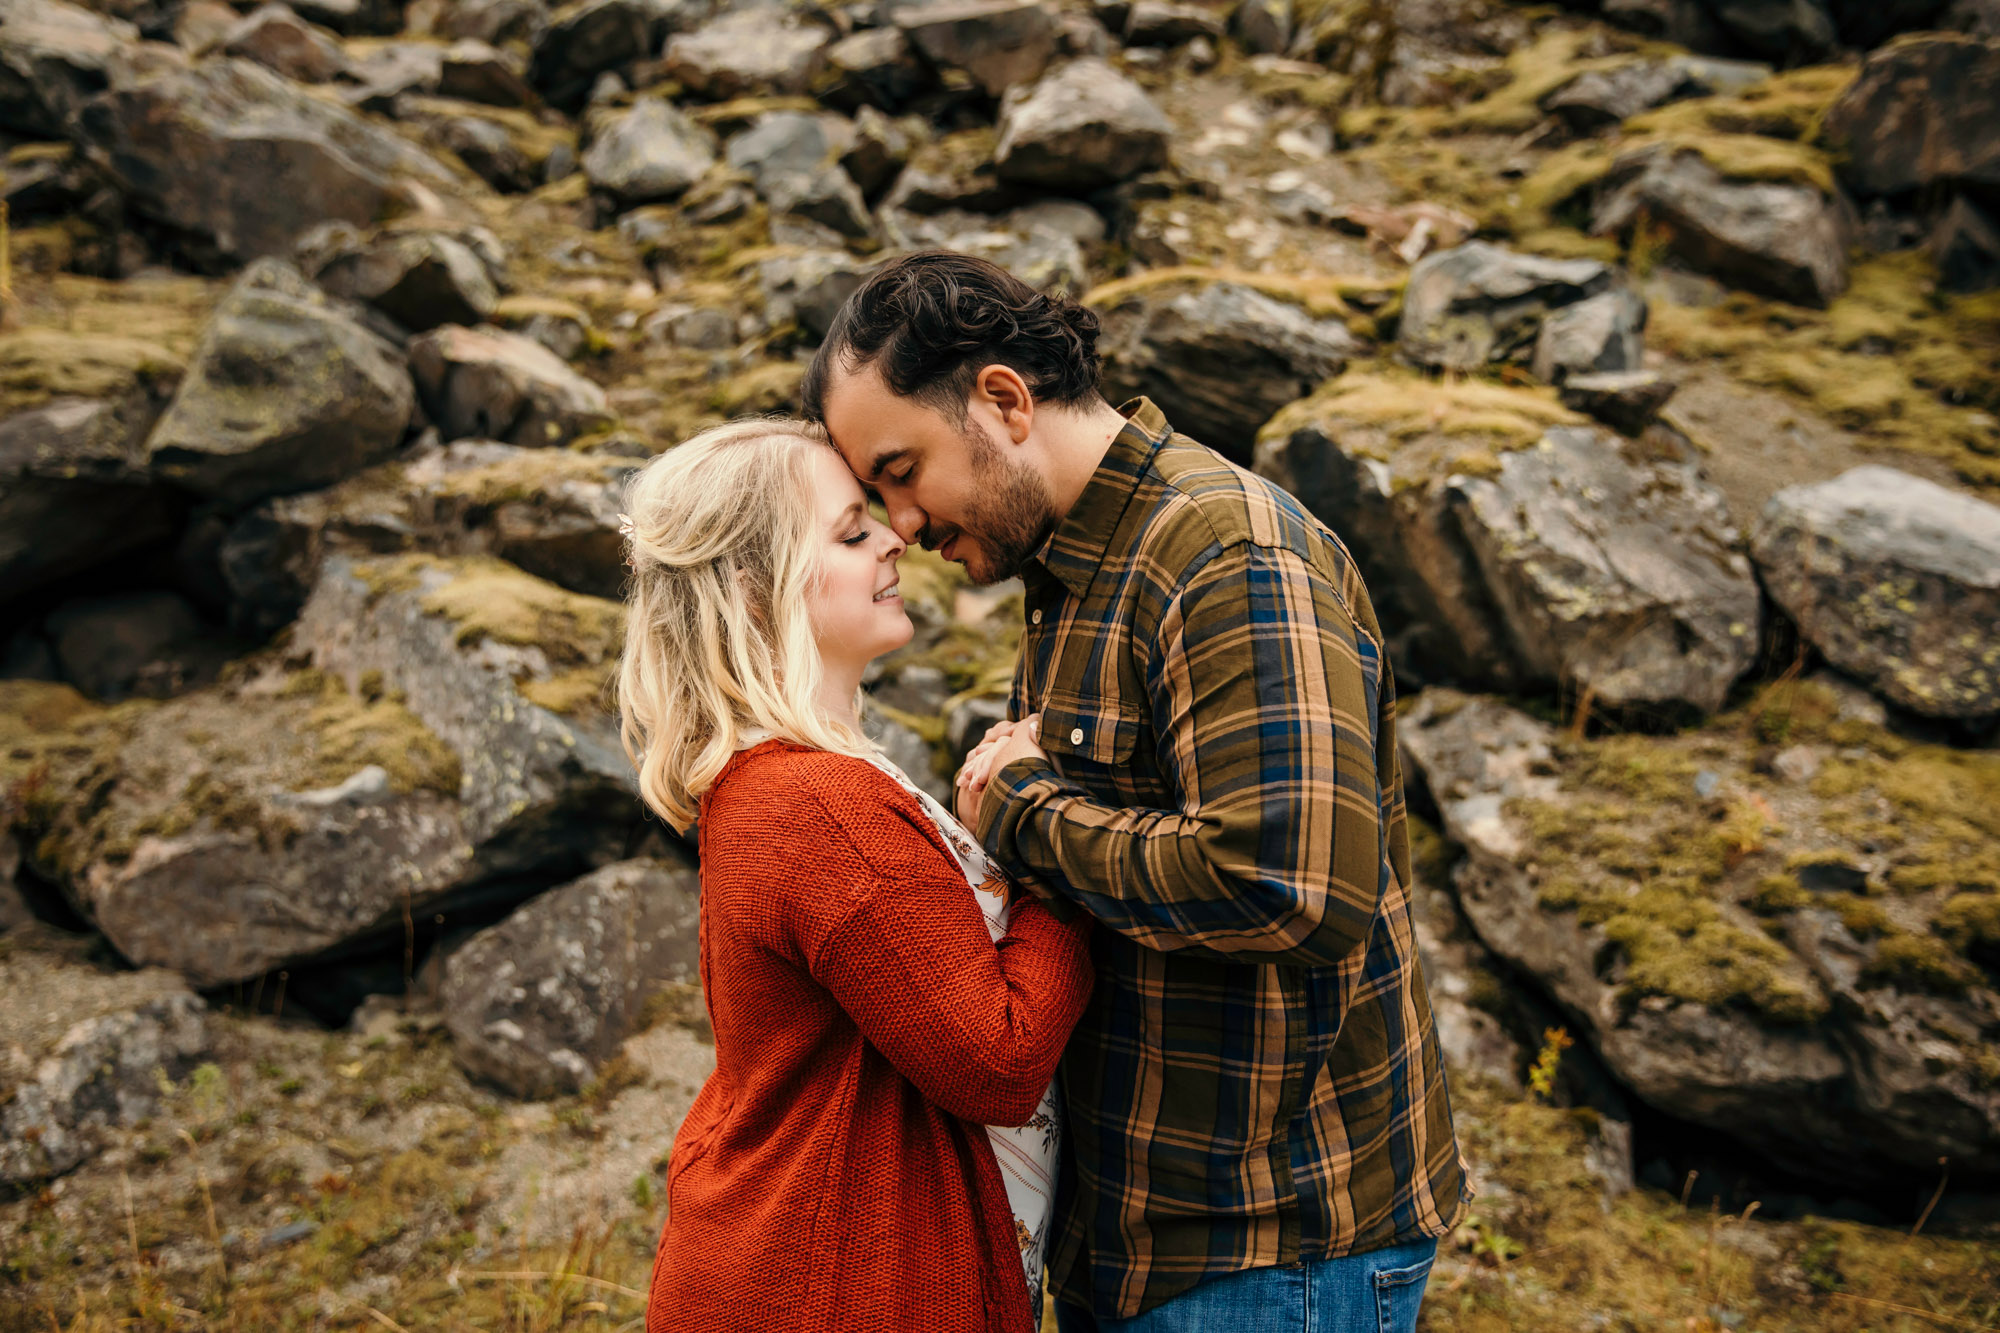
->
[[806, 445, 912, 673]]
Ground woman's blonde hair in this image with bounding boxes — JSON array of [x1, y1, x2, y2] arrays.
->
[[615, 416, 874, 831]]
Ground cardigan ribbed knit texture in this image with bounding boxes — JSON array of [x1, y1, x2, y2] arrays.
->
[[643, 740, 1094, 1333]]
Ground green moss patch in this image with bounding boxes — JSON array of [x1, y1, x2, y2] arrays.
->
[[1628, 63, 1854, 145], [1261, 364, 1586, 458], [1650, 252, 2000, 493], [358, 554, 625, 671], [1511, 676, 2000, 1022], [428, 448, 630, 508], [1084, 264, 1399, 323], [0, 329, 183, 417], [291, 669, 462, 796]]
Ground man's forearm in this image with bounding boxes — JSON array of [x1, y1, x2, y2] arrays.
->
[[976, 756, 1379, 967]]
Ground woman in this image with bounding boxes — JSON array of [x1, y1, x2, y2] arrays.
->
[[616, 417, 1093, 1333]]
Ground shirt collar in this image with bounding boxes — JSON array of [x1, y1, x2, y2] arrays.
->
[[1029, 396, 1172, 599]]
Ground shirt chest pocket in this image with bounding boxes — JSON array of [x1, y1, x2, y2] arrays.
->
[[1038, 690, 1151, 795]]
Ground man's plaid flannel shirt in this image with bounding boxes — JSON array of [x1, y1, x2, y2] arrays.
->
[[974, 398, 1472, 1321]]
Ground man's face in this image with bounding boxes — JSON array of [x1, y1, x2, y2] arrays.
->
[[820, 363, 1058, 586]]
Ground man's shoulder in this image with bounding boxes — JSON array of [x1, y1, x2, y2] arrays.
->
[[1132, 430, 1358, 587]]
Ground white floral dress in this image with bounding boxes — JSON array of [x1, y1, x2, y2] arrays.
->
[[861, 752, 1063, 1322]]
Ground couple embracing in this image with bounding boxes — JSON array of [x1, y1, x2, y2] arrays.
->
[[616, 251, 1472, 1333]]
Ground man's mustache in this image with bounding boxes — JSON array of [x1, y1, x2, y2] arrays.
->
[[917, 522, 958, 551]]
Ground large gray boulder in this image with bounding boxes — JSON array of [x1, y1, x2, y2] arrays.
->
[[443, 855, 701, 1096], [583, 96, 717, 207], [1095, 280, 1359, 466], [1397, 242, 1623, 373], [1122, 0, 1224, 44], [439, 37, 534, 105], [1448, 427, 1759, 716], [145, 259, 414, 505], [15, 667, 472, 985], [1400, 688, 2000, 1189], [894, 0, 1056, 97], [1752, 466, 2000, 722], [0, 389, 179, 603], [754, 248, 874, 342], [819, 26, 932, 111], [220, 438, 637, 632], [1933, 195, 2000, 294], [297, 553, 638, 845], [1530, 288, 1648, 384], [303, 227, 504, 331], [1820, 33, 2000, 202], [993, 57, 1171, 191], [1540, 59, 1704, 134], [885, 199, 1099, 294], [662, 7, 831, 99], [1589, 145, 1848, 307], [408, 323, 613, 447], [0, 951, 208, 1186], [529, 0, 702, 107], [724, 109, 850, 187], [1704, 0, 1837, 59], [763, 163, 874, 239], [0, 0, 135, 137], [5, 558, 636, 988], [339, 38, 446, 106], [215, 3, 350, 83], [76, 56, 463, 263], [1255, 392, 1757, 714]]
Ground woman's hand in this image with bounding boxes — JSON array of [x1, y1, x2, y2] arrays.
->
[[954, 714, 1045, 826]]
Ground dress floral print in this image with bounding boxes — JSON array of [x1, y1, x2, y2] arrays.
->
[[864, 752, 1063, 1323]]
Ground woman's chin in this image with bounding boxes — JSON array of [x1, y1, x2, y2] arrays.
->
[[868, 612, 916, 660]]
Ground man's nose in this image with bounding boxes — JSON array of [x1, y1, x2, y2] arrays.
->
[[886, 495, 926, 546]]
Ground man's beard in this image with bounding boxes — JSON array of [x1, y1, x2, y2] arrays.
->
[[920, 422, 1058, 585]]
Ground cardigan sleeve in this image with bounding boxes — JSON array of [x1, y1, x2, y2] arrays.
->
[[779, 765, 1094, 1128]]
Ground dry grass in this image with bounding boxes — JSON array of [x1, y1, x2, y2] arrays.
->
[[1426, 1077, 2000, 1333], [10, 1017, 1992, 1333]]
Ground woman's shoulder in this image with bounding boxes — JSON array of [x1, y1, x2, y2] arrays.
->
[[704, 740, 950, 876]]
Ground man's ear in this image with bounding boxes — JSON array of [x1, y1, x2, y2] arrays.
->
[[972, 363, 1034, 444]]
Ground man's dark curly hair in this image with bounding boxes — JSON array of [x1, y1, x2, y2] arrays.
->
[[799, 250, 1103, 427]]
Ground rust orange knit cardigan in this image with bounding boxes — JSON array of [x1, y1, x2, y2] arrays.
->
[[643, 739, 1094, 1333]]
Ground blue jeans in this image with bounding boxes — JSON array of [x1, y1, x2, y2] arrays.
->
[[1052, 1237, 1439, 1333]]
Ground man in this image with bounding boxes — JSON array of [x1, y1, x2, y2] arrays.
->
[[801, 251, 1470, 1332]]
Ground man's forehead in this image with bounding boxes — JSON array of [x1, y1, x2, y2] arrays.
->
[[821, 368, 916, 475]]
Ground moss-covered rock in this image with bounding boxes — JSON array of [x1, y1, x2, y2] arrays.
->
[[144, 259, 415, 505], [1647, 251, 2000, 494], [296, 551, 638, 851], [1256, 369, 1758, 714], [221, 440, 637, 634], [1752, 466, 2000, 723], [1401, 680, 2000, 1187], [2, 662, 485, 986]]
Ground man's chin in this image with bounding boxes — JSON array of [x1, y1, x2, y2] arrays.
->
[[960, 549, 1022, 587]]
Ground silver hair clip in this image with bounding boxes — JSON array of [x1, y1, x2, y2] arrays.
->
[[616, 512, 635, 538]]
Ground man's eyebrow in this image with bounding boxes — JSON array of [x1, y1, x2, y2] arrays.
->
[[864, 447, 911, 482]]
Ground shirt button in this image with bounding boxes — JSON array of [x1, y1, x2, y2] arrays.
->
[[1031, 608, 1043, 625], [1070, 727, 1084, 745]]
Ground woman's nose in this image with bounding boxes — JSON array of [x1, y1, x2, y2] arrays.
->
[[879, 528, 906, 559]]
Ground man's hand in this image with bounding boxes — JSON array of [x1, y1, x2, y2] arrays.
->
[[953, 713, 1045, 826]]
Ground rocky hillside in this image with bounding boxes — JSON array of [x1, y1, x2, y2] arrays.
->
[[2, 0, 1998, 1321]]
